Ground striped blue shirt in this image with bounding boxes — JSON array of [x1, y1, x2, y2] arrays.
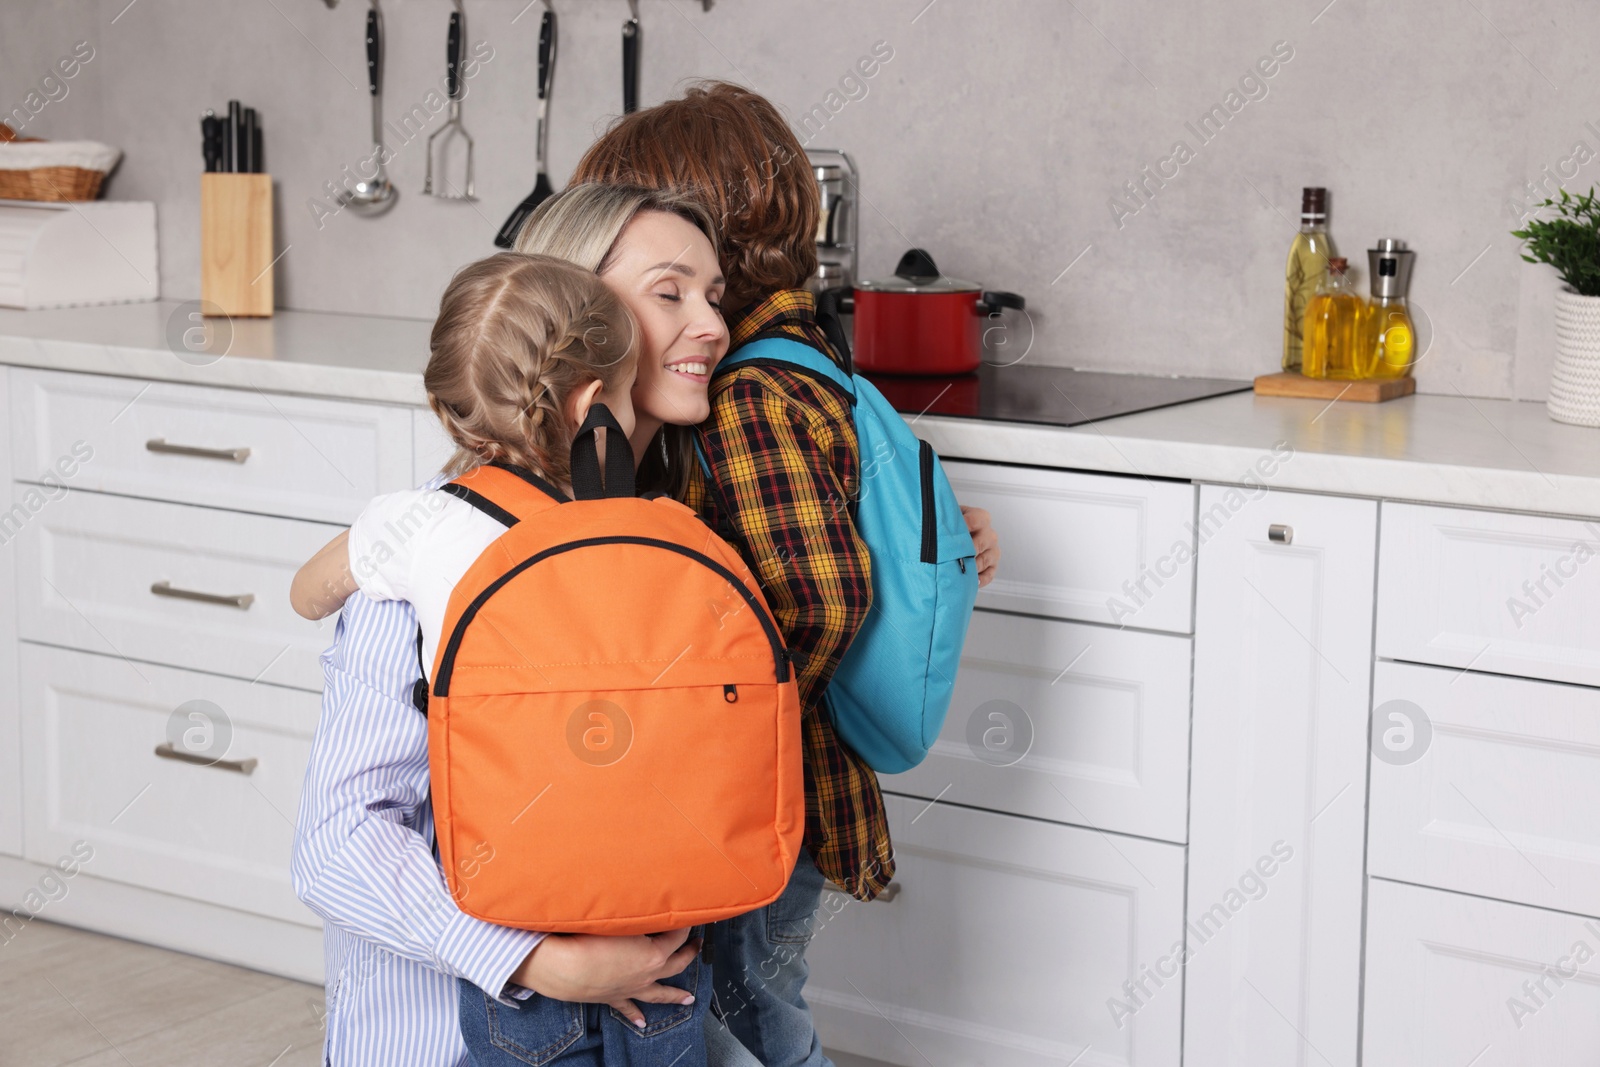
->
[[292, 587, 542, 1067]]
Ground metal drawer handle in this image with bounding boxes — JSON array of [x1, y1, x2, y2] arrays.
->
[[154, 742, 258, 776], [825, 880, 900, 903], [146, 438, 251, 463], [1268, 524, 1294, 545], [151, 580, 255, 610]]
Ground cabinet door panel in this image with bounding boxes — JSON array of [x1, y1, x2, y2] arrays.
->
[[10, 368, 412, 523], [807, 795, 1186, 1067], [885, 609, 1191, 843], [1378, 501, 1600, 687], [1364, 878, 1600, 1066], [0, 367, 19, 856], [943, 461, 1196, 633], [15, 489, 340, 691], [414, 406, 456, 485], [20, 645, 321, 926], [1368, 661, 1600, 918], [1185, 487, 1377, 1067]]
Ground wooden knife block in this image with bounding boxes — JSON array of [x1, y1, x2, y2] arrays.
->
[[200, 173, 273, 317]]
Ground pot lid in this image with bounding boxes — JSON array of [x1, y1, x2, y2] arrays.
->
[[856, 248, 982, 294]]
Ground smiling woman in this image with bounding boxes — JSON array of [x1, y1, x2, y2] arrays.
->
[[514, 183, 728, 496], [597, 211, 727, 449]]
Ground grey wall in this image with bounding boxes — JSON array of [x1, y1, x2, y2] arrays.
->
[[2, 0, 1594, 400]]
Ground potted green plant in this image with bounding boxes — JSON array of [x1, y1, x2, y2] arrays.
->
[[1513, 187, 1600, 426]]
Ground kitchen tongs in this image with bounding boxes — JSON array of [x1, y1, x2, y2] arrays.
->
[[424, 0, 475, 200]]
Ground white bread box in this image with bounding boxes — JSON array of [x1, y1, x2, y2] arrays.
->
[[0, 199, 158, 309]]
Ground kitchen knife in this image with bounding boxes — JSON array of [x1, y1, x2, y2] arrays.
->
[[225, 100, 240, 172], [242, 108, 257, 174], [201, 111, 222, 172]]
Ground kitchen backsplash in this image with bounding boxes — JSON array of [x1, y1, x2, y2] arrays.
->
[[1, 0, 1593, 401]]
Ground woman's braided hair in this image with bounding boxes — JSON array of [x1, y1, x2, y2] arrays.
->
[[425, 252, 636, 486]]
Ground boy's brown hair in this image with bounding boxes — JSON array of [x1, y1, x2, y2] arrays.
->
[[426, 252, 636, 487], [571, 81, 818, 311]]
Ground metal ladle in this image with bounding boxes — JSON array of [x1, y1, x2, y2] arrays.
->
[[342, 0, 397, 215]]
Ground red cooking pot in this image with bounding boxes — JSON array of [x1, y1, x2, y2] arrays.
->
[[851, 249, 1025, 375]]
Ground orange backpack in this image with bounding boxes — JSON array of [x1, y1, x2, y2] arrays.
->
[[424, 407, 804, 934]]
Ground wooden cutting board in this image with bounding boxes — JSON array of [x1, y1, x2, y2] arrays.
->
[[1253, 371, 1416, 402]]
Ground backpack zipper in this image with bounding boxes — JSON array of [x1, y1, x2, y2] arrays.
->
[[919, 440, 937, 565], [432, 536, 791, 698]]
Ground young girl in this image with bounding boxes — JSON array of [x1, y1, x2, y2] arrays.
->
[[290, 251, 713, 1067]]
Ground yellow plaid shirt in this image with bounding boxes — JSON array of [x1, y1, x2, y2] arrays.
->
[[685, 290, 894, 900]]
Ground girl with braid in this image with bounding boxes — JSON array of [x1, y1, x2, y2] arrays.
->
[[290, 252, 644, 655]]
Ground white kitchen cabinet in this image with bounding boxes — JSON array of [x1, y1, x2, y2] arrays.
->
[[1368, 660, 1600, 919], [0, 367, 19, 857], [1378, 501, 1600, 688], [942, 460, 1197, 634], [20, 644, 322, 927], [9, 367, 413, 524], [1184, 487, 1376, 1067], [807, 794, 1186, 1067], [414, 405, 456, 485], [15, 488, 341, 691], [884, 608, 1192, 843], [1363, 878, 1600, 1066]]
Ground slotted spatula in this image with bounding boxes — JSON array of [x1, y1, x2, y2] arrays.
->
[[494, 1, 557, 247]]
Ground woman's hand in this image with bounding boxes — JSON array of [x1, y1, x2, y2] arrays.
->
[[962, 505, 1001, 588], [509, 928, 702, 1028]]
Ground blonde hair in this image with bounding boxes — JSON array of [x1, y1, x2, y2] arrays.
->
[[512, 182, 719, 271], [514, 183, 721, 498], [425, 253, 636, 487]]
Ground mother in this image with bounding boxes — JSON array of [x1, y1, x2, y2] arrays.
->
[[296, 86, 1002, 1067], [292, 183, 758, 1067]]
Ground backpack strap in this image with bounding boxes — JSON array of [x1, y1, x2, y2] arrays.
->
[[444, 462, 569, 526], [410, 624, 430, 715], [713, 336, 858, 407]]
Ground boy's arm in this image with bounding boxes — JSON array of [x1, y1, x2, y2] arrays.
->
[[290, 529, 358, 620], [698, 376, 872, 709]]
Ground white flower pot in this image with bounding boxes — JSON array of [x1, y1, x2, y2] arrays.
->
[[1549, 288, 1600, 427]]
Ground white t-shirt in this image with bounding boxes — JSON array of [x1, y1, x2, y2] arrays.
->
[[346, 488, 511, 676]]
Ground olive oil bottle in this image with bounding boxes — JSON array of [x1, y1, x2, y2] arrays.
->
[[1365, 238, 1417, 378], [1302, 257, 1366, 379], [1283, 187, 1337, 371]]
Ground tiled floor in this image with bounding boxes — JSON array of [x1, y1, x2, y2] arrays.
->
[[0, 919, 324, 1067], [0, 919, 900, 1067]]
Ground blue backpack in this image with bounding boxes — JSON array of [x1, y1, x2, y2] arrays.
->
[[701, 335, 979, 773]]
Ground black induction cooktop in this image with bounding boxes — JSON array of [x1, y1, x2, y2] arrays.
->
[[865, 362, 1251, 428]]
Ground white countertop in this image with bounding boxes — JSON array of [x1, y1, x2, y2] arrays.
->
[[0, 301, 433, 406], [3, 301, 1598, 518]]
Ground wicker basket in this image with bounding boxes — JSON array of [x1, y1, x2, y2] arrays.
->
[[0, 139, 120, 202]]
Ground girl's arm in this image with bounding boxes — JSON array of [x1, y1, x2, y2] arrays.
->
[[291, 529, 359, 619]]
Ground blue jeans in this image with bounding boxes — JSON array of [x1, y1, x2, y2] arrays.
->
[[458, 942, 711, 1067], [707, 852, 833, 1067]]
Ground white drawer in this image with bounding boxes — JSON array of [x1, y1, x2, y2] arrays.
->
[[10, 368, 413, 523], [808, 795, 1185, 1067], [19, 644, 321, 927], [1368, 661, 1600, 918], [1378, 501, 1600, 687], [1363, 878, 1600, 1066], [0, 367, 18, 858], [15, 488, 340, 691], [414, 406, 456, 485], [943, 460, 1196, 633], [884, 608, 1191, 843]]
